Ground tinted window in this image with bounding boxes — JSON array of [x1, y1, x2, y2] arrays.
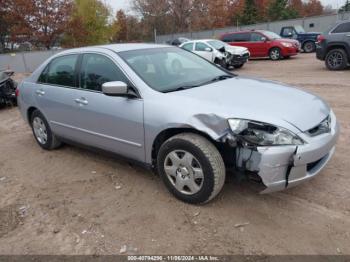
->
[[232, 33, 250, 42], [332, 22, 350, 33], [281, 27, 294, 37], [182, 43, 194, 51], [250, 33, 265, 42], [222, 33, 235, 42], [80, 54, 128, 91], [195, 42, 210, 51], [44, 55, 78, 87]]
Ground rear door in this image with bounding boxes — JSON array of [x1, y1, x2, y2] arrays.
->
[[35, 54, 82, 139], [71, 53, 145, 161]]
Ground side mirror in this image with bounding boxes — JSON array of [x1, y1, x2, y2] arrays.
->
[[261, 37, 267, 42], [205, 47, 212, 52], [102, 81, 128, 96]]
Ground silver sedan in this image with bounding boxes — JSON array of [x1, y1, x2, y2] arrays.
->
[[17, 44, 340, 204]]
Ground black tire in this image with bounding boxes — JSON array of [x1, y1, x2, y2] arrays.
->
[[157, 133, 226, 204], [325, 48, 348, 71], [233, 64, 244, 69], [30, 110, 62, 150], [303, 41, 316, 53], [269, 47, 282, 61]]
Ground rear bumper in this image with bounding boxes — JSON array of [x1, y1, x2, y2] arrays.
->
[[316, 44, 326, 60]]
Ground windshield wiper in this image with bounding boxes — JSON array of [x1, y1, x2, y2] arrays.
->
[[163, 75, 233, 93], [163, 85, 200, 93]]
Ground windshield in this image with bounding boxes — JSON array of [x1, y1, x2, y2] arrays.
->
[[207, 40, 225, 50], [119, 47, 231, 93], [294, 25, 305, 33], [263, 31, 281, 40]]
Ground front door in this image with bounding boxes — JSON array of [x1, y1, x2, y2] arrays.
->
[[194, 42, 214, 62], [70, 53, 144, 162]]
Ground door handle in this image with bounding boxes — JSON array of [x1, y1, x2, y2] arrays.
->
[[74, 98, 88, 105], [35, 89, 45, 96]]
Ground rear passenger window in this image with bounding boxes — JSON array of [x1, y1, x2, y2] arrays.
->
[[332, 22, 350, 33], [44, 55, 78, 87], [222, 34, 235, 42], [231, 33, 250, 42], [80, 54, 128, 91]]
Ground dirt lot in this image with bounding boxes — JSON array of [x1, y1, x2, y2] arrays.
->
[[0, 54, 350, 255]]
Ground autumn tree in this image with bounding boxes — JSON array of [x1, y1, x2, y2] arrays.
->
[[31, 0, 72, 49], [303, 0, 324, 17], [240, 0, 258, 25], [267, 0, 299, 21], [112, 10, 128, 42], [63, 0, 111, 47]]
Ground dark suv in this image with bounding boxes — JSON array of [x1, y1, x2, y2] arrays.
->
[[316, 21, 350, 70]]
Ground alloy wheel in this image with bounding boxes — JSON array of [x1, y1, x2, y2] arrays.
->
[[327, 51, 344, 69]]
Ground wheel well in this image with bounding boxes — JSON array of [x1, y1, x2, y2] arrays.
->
[[151, 128, 235, 168], [269, 46, 281, 53], [326, 45, 349, 58], [27, 107, 37, 125], [302, 40, 314, 46]]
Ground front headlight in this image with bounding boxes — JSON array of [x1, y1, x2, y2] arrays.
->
[[281, 42, 293, 48], [228, 119, 304, 146]]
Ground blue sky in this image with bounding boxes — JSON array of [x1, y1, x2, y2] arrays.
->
[[106, 0, 345, 13]]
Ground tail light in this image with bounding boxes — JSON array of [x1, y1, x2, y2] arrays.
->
[[317, 35, 325, 44], [15, 88, 19, 97]]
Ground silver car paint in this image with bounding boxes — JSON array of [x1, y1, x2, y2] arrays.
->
[[18, 44, 340, 193]]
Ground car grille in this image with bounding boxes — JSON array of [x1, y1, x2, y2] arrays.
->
[[306, 115, 331, 137]]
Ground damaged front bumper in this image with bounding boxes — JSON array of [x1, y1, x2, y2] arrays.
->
[[236, 113, 340, 193]]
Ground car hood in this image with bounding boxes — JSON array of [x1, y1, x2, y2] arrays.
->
[[224, 45, 249, 55], [169, 76, 330, 133]]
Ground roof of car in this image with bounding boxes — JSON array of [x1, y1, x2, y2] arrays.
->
[[58, 43, 171, 55]]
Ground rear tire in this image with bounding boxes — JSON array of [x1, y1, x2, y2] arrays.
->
[[325, 48, 348, 71], [303, 41, 316, 53], [269, 47, 282, 61], [31, 110, 62, 150], [157, 133, 226, 204]]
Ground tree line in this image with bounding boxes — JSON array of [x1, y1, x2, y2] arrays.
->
[[0, 0, 345, 51]]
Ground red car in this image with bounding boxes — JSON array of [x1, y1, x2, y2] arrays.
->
[[220, 30, 300, 60]]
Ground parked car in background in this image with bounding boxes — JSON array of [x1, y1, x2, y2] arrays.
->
[[0, 70, 17, 108], [17, 44, 339, 204], [180, 39, 250, 69], [316, 21, 350, 70], [280, 25, 320, 53], [220, 30, 300, 60], [167, 37, 191, 46]]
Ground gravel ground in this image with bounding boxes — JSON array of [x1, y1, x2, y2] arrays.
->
[[0, 53, 349, 255]]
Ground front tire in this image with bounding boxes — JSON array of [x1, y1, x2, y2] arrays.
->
[[157, 133, 226, 204], [325, 49, 348, 71], [269, 47, 282, 61], [31, 110, 62, 150]]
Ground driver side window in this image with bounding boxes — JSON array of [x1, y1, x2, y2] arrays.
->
[[80, 54, 128, 92]]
